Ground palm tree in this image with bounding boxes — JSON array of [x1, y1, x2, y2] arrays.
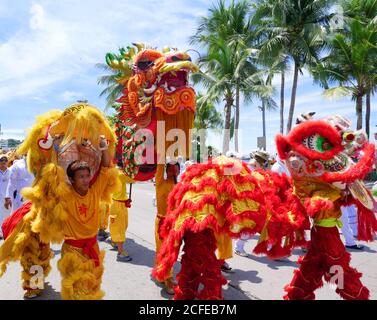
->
[[191, 0, 274, 153], [96, 62, 124, 110], [192, 39, 275, 154], [252, 0, 336, 133], [343, 0, 377, 137], [193, 93, 223, 161], [311, 18, 377, 131]]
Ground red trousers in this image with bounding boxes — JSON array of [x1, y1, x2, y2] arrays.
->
[[174, 229, 227, 300], [284, 226, 369, 300]]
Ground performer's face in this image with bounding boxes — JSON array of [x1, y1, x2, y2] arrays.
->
[[0, 158, 7, 171], [70, 168, 91, 194]]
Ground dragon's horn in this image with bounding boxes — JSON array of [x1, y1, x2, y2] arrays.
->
[[105, 52, 132, 81], [132, 42, 145, 53]]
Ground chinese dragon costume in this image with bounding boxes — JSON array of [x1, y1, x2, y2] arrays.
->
[[104, 43, 198, 289], [276, 115, 377, 300], [152, 114, 376, 300], [151, 155, 310, 299], [0, 103, 120, 299]]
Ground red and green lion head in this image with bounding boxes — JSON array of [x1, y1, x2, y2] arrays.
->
[[276, 115, 375, 183]]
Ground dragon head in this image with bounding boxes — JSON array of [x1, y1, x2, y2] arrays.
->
[[106, 44, 198, 126], [276, 115, 375, 184], [106, 44, 199, 180]]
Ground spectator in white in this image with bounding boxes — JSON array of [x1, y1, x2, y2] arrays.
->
[[235, 150, 269, 257], [177, 156, 186, 182], [4, 156, 34, 212], [271, 156, 291, 177], [226, 150, 239, 159], [0, 155, 11, 239], [340, 204, 364, 250]]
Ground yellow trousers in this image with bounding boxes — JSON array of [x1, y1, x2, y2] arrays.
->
[[99, 202, 110, 231], [109, 201, 128, 243], [57, 242, 105, 300], [215, 233, 233, 260]]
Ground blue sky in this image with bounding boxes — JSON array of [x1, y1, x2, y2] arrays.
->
[[0, 0, 376, 155]]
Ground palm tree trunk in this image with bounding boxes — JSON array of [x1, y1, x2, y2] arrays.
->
[[286, 60, 299, 133], [280, 72, 285, 134], [366, 92, 371, 138], [222, 95, 233, 154], [234, 86, 240, 152], [356, 94, 363, 130]]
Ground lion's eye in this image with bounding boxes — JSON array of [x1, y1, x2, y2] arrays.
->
[[304, 135, 333, 153], [137, 60, 154, 70]]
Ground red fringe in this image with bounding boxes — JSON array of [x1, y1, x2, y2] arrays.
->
[[350, 199, 377, 242], [304, 198, 334, 217], [284, 226, 370, 300], [322, 143, 375, 183], [153, 159, 311, 280], [173, 229, 226, 300], [276, 121, 343, 161], [2, 202, 32, 240]]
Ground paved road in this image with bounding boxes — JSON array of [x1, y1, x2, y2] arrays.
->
[[0, 182, 376, 300]]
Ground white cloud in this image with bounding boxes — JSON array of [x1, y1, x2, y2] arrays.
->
[[30, 3, 45, 30], [0, 1, 209, 104]]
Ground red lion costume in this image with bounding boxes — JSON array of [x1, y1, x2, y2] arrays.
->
[[276, 115, 377, 300]]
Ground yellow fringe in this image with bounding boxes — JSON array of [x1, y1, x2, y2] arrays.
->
[[17, 110, 62, 174], [23, 163, 71, 244], [100, 167, 122, 204], [50, 104, 116, 157], [58, 243, 105, 300]]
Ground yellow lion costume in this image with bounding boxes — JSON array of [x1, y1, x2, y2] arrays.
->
[[0, 103, 120, 299]]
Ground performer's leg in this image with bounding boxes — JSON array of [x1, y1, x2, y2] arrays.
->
[[155, 215, 174, 292], [20, 232, 53, 298], [198, 232, 227, 300], [284, 229, 325, 300], [322, 227, 369, 300], [235, 233, 248, 254], [110, 202, 131, 262], [175, 229, 226, 300], [154, 164, 176, 292], [340, 206, 357, 246], [57, 242, 105, 300]]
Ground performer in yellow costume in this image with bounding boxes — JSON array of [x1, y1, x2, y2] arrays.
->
[[0, 103, 120, 300], [58, 140, 112, 300], [109, 171, 132, 262]]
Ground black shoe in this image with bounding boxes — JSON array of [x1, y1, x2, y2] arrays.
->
[[221, 262, 235, 273], [97, 230, 109, 241], [345, 244, 364, 250]]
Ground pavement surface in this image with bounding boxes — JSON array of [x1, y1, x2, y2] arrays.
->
[[0, 182, 376, 300]]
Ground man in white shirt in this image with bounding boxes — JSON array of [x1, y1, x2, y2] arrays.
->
[[271, 157, 291, 177], [0, 154, 11, 238], [4, 157, 34, 212]]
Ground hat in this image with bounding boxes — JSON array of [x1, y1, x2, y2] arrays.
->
[[251, 150, 269, 161], [0, 154, 8, 161], [296, 111, 316, 124], [251, 150, 269, 167]]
